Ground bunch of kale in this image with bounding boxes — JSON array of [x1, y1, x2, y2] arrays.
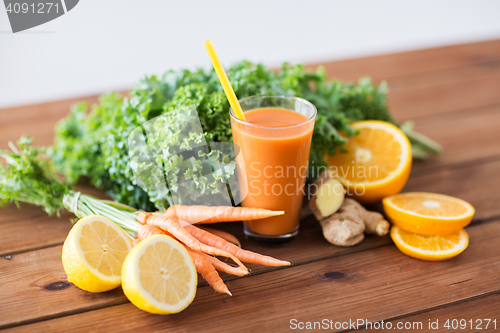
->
[[50, 61, 433, 211]]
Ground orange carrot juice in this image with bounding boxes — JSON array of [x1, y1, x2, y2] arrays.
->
[[230, 96, 316, 240]]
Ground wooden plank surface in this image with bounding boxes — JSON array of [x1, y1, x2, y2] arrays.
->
[[2, 40, 500, 149], [1, 41, 499, 256], [1, 156, 498, 328], [388, 68, 500, 121], [0, 185, 110, 256], [0, 205, 73, 257], [1, 39, 499, 331], [359, 293, 500, 332], [5, 221, 500, 333], [311, 39, 500, 82], [0, 95, 100, 150], [0, 217, 392, 329], [410, 104, 500, 175], [3, 151, 499, 257], [405, 159, 500, 221]]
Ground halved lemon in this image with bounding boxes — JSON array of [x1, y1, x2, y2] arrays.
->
[[383, 192, 475, 235], [325, 120, 412, 204], [62, 215, 133, 293], [121, 234, 197, 314], [391, 226, 469, 261]]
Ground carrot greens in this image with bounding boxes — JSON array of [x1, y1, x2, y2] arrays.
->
[[0, 137, 140, 238]]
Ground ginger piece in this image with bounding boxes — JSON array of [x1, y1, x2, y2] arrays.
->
[[320, 212, 365, 246], [309, 170, 346, 221], [338, 198, 390, 236], [310, 170, 389, 246]]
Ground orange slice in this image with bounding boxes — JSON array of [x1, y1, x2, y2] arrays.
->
[[325, 120, 412, 203], [383, 192, 475, 235], [391, 226, 469, 261]]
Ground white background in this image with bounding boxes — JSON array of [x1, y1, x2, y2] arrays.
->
[[1, 0, 499, 108]]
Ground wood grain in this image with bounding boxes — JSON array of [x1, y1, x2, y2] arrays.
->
[[388, 69, 500, 121], [1, 40, 499, 331], [5, 221, 500, 333], [0, 204, 73, 257], [307, 39, 500, 82], [2, 94, 498, 253], [410, 104, 500, 174], [0, 216, 392, 329], [359, 293, 500, 332], [386, 57, 500, 90], [0, 185, 111, 256], [2, 150, 500, 267], [0, 245, 127, 329], [405, 159, 500, 221], [1, 41, 499, 148], [0, 95, 99, 149]]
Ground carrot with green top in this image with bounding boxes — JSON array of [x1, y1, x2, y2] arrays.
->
[[163, 205, 284, 224], [181, 222, 291, 267], [137, 212, 249, 273]]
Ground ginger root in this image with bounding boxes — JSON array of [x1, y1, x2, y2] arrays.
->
[[309, 170, 346, 221], [319, 212, 365, 246], [338, 198, 390, 236], [309, 170, 390, 247]]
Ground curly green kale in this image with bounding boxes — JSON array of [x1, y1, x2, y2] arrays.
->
[[50, 61, 420, 211]]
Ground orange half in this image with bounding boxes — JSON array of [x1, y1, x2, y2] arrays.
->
[[391, 226, 469, 261], [383, 192, 475, 235], [325, 120, 412, 203]]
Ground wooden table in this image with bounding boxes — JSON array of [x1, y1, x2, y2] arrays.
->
[[1, 39, 500, 332]]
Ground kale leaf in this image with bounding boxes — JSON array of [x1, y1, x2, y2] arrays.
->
[[50, 61, 402, 211]]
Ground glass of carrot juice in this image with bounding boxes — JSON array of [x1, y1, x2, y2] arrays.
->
[[230, 96, 317, 242]]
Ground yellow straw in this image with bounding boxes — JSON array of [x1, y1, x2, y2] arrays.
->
[[204, 40, 246, 121]]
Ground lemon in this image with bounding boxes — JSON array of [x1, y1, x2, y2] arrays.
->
[[121, 234, 197, 314], [383, 192, 475, 235], [391, 226, 469, 261], [325, 120, 412, 204], [62, 215, 133, 293]]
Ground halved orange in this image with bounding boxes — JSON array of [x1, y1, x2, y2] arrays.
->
[[391, 226, 469, 261], [325, 120, 412, 203], [383, 192, 475, 235]]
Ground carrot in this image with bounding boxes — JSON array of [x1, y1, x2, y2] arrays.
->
[[186, 248, 231, 296], [182, 223, 291, 267], [135, 224, 166, 244], [135, 225, 248, 277], [163, 205, 284, 224], [137, 212, 249, 274], [133, 224, 175, 246], [196, 250, 248, 277], [198, 226, 241, 247], [132, 238, 140, 247]]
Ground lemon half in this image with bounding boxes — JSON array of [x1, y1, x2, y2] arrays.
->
[[62, 215, 133, 292], [121, 234, 197, 314]]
